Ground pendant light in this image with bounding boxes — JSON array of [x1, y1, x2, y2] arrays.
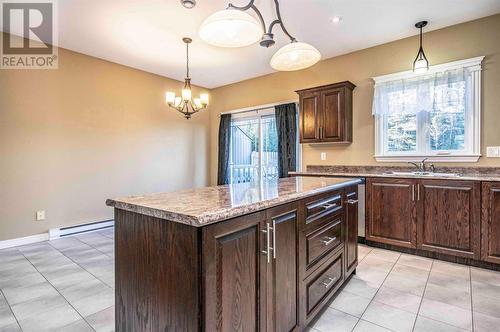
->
[[413, 21, 429, 74], [198, 0, 321, 71], [166, 38, 209, 119], [199, 9, 263, 48]]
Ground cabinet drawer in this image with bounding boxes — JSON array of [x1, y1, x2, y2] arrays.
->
[[306, 253, 343, 314], [305, 191, 343, 226], [306, 218, 343, 268]]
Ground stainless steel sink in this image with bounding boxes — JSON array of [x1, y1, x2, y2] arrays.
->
[[383, 171, 461, 177]]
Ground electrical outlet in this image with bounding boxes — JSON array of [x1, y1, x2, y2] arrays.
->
[[320, 152, 327, 161], [486, 146, 500, 157], [36, 210, 45, 221]]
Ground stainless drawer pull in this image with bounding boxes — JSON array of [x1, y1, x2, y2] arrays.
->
[[320, 236, 337, 246], [347, 199, 358, 204], [322, 203, 338, 209], [321, 276, 337, 288]]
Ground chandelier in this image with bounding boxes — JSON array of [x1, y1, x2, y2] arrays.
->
[[166, 37, 209, 119], [198, 0, 321, 71]]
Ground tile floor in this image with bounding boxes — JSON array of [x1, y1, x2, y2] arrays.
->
[[310, 245, 500, 332], [0, 229, 115, 332], [1, 230, 500, 331]]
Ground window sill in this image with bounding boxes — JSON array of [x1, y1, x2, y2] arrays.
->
[[374, 155, 481, 163]]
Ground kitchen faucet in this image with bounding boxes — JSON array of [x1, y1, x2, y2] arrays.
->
[[408, 158, 431, 173]]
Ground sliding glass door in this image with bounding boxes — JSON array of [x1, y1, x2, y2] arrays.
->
[[229, 110, 278, 184]]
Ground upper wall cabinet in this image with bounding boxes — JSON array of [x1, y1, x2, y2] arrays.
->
[[296, 81, 356, 144]]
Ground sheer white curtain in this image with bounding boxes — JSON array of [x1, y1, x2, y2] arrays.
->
[[372, 68, 470, 116]]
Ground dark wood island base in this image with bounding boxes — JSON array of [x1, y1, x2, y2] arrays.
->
[[109, 178, 360, 331]]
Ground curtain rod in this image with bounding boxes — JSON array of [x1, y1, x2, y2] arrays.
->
[[220, 99, 298, 116]]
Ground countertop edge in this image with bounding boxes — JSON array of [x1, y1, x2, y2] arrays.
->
[[289, 171, 500, 182], [106, 177, 362, 227]]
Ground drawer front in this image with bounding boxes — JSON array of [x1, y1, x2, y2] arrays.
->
[[306, 218, 343, 268], [307, 254, 343, 314], [305, 191, 343, 226]]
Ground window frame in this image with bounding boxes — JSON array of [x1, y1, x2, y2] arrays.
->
[[373, 56, 484, 162]]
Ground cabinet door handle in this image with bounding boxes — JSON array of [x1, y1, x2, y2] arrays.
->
[[272, 219, 276, 260], [412, 184, 415, 201], [347, 199, 358, 204], [320, 236, 337, 246], [417, 184, 420, 201], [321, 276, 337, 288], [261, 223, 273, 263]]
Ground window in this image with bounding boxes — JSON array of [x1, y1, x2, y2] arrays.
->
[[372, 57, 483, 162], [229, 108, 279, 184]]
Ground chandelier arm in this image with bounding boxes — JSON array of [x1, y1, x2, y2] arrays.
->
[[271, 0, 296, 42], [228, 1, 266, 33], [227, 0, 255, 11], [250, 5, 266, 33]]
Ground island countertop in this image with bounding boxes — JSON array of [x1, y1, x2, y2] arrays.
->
[[106, 176, 362, 226]]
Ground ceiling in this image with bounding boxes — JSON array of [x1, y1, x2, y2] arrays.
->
[[5, 0, 500, 88]]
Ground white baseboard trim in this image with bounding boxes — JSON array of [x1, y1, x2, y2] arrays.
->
[[49, 220, 114, 240], [0, 233, 49, 250], [0, 220, 115, 250]]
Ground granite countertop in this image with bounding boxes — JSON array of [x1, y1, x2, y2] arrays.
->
[[106, 176, 362, 227], [289, 165, 500, 182]]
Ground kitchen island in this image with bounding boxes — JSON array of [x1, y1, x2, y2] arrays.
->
[[106, 176, 362, 332]]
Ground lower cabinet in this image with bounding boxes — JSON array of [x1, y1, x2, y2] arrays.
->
[[345, 186, 359, 274], [265, 203, 300, 332], [366, 178, 417, 248], [418, 180, 480, 259], [481, 182, 500, 264], [203, 187, 358, 331], [202, 211, 268, 332], [366, 177, 482, 261]]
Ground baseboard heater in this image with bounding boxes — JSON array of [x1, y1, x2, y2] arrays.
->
[[49, 219, 114, 240]]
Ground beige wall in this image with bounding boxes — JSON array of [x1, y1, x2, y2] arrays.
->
[[0, 36, 211, 240], [209, 14, 500, 185]]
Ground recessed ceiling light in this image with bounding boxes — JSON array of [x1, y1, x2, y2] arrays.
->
[[180, 0, 196, 9], [331, 16, 342, 24]]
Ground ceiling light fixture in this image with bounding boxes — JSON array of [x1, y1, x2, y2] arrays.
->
[[199, 0, 321, 71], [166, 38, 209, 119], [413, 20, 429, 74], [331, 16, 342, 23], [180, 0, 196, 9]]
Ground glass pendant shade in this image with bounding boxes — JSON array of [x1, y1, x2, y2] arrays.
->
[[200, 93, 209, 105], [181, 87, 192, 100], [270, 42, 321, 71], [413, 49, 429, 74], [199, 9, 263, 48], [165, 92, 175, 104]]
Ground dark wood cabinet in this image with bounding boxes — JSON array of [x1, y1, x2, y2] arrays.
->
[[344, 186, 359, 274], [366, 178, 417, 248], [481, 182, 500, 264], [203, 206, 300, 332], [299, 90, 320, 141], [417, 180, 480, 259], [296, 81, 355, 144], [114, 185, 359, 332], [202, 211, 268, 332], [265, 204, 300, 332]]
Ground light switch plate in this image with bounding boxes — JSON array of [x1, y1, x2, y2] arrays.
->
[[486, 146, 500, 157], [320, 152, 327, 161]]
